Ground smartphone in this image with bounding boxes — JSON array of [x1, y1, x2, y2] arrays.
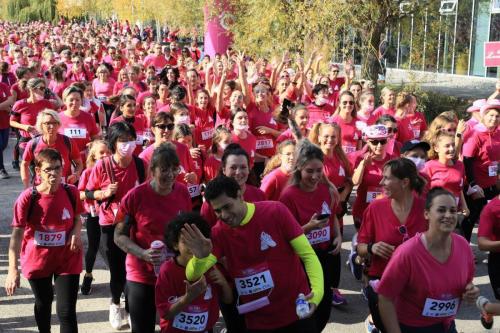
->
[[317, 213, 330, 220]]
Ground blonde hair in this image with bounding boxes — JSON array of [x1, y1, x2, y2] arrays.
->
[[86, 139, 109, 168], [380, 87, 394, 105], [309, 122, 352, 176], [428, 131, 455, 160], [211, 125, 232, 155], [423, 111, 458, 144], [395, 91, 412, 110], [36, 109, 61, 133], [262, 140, 295, 177]]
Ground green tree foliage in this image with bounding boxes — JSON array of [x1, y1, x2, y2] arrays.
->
[[3, 0, 56, 22]]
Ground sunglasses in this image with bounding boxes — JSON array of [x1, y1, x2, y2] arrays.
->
[[387, 127, 398, 134], [369, 139, 387, 146], [342, 100, 355, 106], [398, 225, 409, 242], [156, 123, 175, 131]]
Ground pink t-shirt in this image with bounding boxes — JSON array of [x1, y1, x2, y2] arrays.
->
[[211, 201, 310, 330], [323, 153, 351, 188], [247, 103, 278, 158], [421, 160, 465, 203], [462, 128, 500, 188], [372, 105, 395, 119], [202, 155, 221, 183], [307, 103, 334, 127], [110, 115, 148, 155], [58, 111, 99, 155], [260, 167, 290, 201], [190, 105, 216, 148], [377, 233, 474, 329], [11, 99, 56, 144], [201, 185, 265, 227], [92, 78, 116, 100], [155, 259, 220, 333], [12, 184, 84, 279], [280, 183, 336, 251], [231, 131, 256, 168], [478, 197, 500, 241], [23, 134, 81, 179], [396, 112, 427, 143], [357, 196, 428, 277], [86, 156, 145, 226], [118, 182, 192, 285], [329, 115, 361, 154]]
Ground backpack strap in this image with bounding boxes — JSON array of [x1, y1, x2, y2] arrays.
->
[[27, 186, 39, 222], [133, 155, 145, 184], [29, 136, 42, 184], [62, 183, 77, 214], [103, 156, 116, 209]]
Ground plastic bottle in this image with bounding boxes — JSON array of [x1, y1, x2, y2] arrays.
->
[[150, 240, 166, 276], [295, 293, 310, 319]]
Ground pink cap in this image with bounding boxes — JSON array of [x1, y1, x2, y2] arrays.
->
[[363, 124, 389, 140], [466, 99, 487, 113], [480, 99, 500, 117]]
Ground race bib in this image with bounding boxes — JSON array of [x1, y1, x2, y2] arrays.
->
[[64, 127, 87, 139], [135, 134, 145, 145], [489, 162, 498, 177], [422, 298, 459, 317], [188, 184, 201, 198], [366, 187, 383, 203], [235, 270, 274, 296], [97, 95, 107, 101], [172, 311, 208, 332], [412, 129, 421, 139], [306, 226, 331, 245], [201, 128, 214, 141], [256, 139, 273, 150], [34, 230, 66, 247], [343, 145, 356, 154]]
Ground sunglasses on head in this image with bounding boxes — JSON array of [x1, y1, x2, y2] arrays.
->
[[156, 123, 175, 131], [387, 127, 398, 134], [369, 139, 387, 145], [342, 100, 355, 106]]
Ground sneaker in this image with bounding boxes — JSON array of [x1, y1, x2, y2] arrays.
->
[[477, 296, 494, 329], [109, 303, 123, 330], [80, 275, 93, 295], [365, 317, 379, 333], [349, 251, 363, 280], [12, 160, 19, 170], [0, 169, 9, 179], [331, 288, 347, 306]]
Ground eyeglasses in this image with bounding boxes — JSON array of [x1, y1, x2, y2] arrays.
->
[[156, 123, 175, 131], [387, 127, 398, 134], [398, 225, 409, 242], [254, 89, 268, 94], [42, 165, 62, 174], [34, 86, 46, 91], [42, 121, 59, 127], [331, 70, 339, 73], [342, 101, 355, 106], [159, 166, 180, 176], [369, 139, 387, 146]]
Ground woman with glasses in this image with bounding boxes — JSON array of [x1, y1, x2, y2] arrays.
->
[[5, 148, 83, 333], [378, 187, 478, 333], [114, 143, 192, 333], [59, 86, 101, 159], [10, 78, 60, 159], [376, 115, 403, 156], [139, 112, 197, 186], [21, 108, 82, 188], [330, 91, 362, 154], [67, 55, 93, 82], [357, 158, 428, 333], [85, 122, 147, 330], [351, 125, 394, 229]]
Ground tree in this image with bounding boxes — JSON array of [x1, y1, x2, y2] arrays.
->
[[3, 0, 56, 22]]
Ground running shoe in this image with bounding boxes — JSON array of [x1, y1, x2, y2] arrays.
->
[[12, 160, 19, 170], [365, 317, 379, 333], [349, 251, 363, 280], [80, 275, 93, 295], [477, 296, 494, 329], [109, 303, 123, 330], [0, 169, 9, 179], [331, 288, 347, 306]]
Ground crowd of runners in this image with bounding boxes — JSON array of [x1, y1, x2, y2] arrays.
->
[[1, 18, 499, 333]]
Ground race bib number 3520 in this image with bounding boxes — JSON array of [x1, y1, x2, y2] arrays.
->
[[172, 311, 208, 331], [421, 298, 459, 317]]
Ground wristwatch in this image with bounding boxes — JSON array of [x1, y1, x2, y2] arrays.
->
[[367, 242, 374, 255]]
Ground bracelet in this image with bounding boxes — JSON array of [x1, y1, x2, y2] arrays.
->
[[455, 133, 462, 138], [367, 242, 374, 255]]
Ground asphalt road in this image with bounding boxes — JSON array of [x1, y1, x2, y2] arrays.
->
[[0, 137, 497, 333]]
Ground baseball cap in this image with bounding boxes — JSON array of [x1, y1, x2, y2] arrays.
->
[[401, 140, 431, 154], [363, 124, 389, 140]]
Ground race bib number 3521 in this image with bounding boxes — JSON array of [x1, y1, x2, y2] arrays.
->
[[172, 311, 208, 331], [235, 270, 274, 296], [421, 298, 459, 317]]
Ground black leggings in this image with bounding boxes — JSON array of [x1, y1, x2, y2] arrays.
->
[[127, 281, 156, 333], [462, 186, 499, 242], [28, 274, 79, 333], [314, 249, 335, 332], [488, 252, 500, 300], [102, 224, 127, 305], [246, 316, 316, 333], [83, 214, 101, 274], [332, 251, 341, 289], [400, 320, 457, 333]]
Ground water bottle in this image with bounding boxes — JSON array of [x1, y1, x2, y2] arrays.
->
[[295, 293, 310, 319], [150, 240, 166, 276]]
